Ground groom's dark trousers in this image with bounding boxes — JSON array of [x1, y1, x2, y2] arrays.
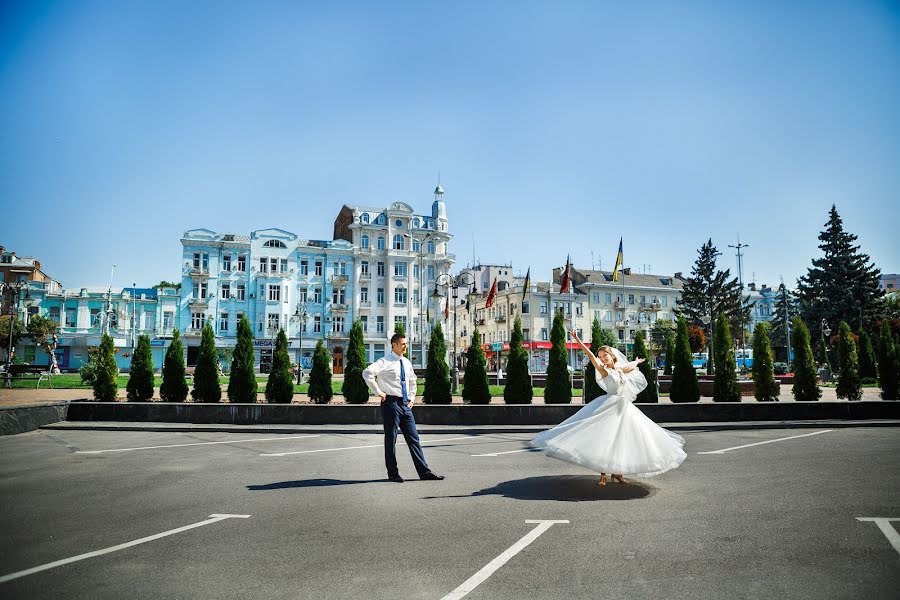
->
[[381, 395, 430, 477]]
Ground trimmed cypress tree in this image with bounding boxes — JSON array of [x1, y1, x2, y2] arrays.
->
[[544, 311, 572, 404], [342, 319, 369, 404], [265, 329, 294, 404], [160, 329, 188, 402], [633, 330, 658, 403], [791, 318, 821, 401], [857, 328, 877, 380], [670, 316, 700, 403], [664, 336, 674, 375], [228, 315, 258, 403], [462, 328, 491, 404], [878, 320, 899, 400], [308, 339, 333, 404], [93, 333, 119, 402], [835, 320, 862, 401], [126, 335, 154, 401], [584, 318, 604, 401], [818, 338, 832, 373], [423, 322, 451, 404], [192, 321, 221, 402], [752, 322, 779, 402], [504, 315, 533, 404], [713, 312, 740, 402]]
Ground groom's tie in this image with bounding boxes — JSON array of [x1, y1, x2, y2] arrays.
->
[[400, 359, 408, 404]]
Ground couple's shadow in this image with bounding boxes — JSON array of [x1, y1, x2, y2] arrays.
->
[[247, 478, 384, 491], [429, 475, 654, 502]]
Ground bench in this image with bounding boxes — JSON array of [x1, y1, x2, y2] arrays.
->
[[2, 364, 54, 389]]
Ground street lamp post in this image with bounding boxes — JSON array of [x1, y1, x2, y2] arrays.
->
[[292, 302, 308, 384], [132, 282, 138, 351], [700, 313, 714, 376], [820, 318, 832, 362], [433, 271, 475, 393], [404, 232, 432, 369]]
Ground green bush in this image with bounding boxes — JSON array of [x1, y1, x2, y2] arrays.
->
[[423, 322, 451, 404], [228, 315, 257, 403], [191, 321, 221, 403], [544, 311, 572, 404], [791, 318, 821, 401], [504, 315, 533, 404], [160, 329, 188, 402], [342, 320, 370, 404], [308, 339, 333, 404], [670, 316, 700, 403], [126, 335, 154, 402], [265, 329, 295, 404], [92, 334, 119, 402], [462, 328, 491, 404]]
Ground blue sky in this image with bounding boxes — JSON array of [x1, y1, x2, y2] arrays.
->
[[1, 0, 898, 289]]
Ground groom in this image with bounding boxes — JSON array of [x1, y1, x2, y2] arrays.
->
[[362, 333, 445, 483]]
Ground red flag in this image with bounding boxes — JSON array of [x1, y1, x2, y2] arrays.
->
[[485, 277, 498, 308], [559, 255, 572, 293], [444, 295, 449, 319]]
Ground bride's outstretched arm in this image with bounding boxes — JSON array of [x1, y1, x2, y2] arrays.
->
[[622, 358, 645, 373], [571, 329, 607, 377]]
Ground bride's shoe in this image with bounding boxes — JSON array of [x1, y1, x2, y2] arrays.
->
[[598, 474, 607, 487], [612, 474, 626, 484]]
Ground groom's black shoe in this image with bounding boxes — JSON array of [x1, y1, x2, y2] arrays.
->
[[420, 472, 445, 481], [388, 474, 405, 483]]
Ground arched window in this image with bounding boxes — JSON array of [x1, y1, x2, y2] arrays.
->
[[361, 213, 370, 224], [377, 236, 386, 250], [412, 218, 420, 228], [376, 214, 386, 225], [427, 240, 435, 254], [412, 239, 420, 252], [361, 235, 369, 249], [263, 240, 286, 248], [392, 235, 404, 250]]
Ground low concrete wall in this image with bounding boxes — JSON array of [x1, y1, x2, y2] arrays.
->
[[65, 400, 900, 427], [0, 402, 69, 436], [656, 377, 767, 396]]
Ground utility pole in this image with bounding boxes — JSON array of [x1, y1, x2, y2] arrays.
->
[[729, 237, 749, 369]]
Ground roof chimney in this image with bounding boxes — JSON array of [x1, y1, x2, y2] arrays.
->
[[674, 272, 683, 279], [623, 267, 631, 275]]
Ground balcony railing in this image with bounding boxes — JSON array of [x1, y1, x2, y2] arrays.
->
[[495, 315, 506, 323], [330, 274, 349, 285], [640, 302, 662, 311], [615, 320, 627, 328], [256, 269, 295, 279], [185, 267, 210, 278], [331, 303, 349, 313], [188, 297, 210, 307]]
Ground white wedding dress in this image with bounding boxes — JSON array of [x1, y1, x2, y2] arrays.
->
[[532, 354, 686, 477]]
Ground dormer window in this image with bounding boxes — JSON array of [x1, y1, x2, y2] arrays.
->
[[361, 213, 370, 224], [377, 214, 386, 225], [263, 240, 287, 249]]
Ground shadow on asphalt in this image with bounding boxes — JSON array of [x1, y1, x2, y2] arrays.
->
[[247, 478, 385, 490], [426, 475, 656, 502]]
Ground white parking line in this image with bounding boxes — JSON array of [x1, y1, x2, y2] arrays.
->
[[472, 448, 540, 457], [857, 518, 900, 556], [75, 435, 320, 454], [0, 514, 250, 584], [697, 430, 832, 455], [260, 435, 477, 457], [441, 520, 569, 600]]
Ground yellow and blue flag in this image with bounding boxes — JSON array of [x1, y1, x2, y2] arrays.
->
[[611, 238, 623, 282]]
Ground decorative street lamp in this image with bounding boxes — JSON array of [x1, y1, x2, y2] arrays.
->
[[291, 302, 309, 384], [404, 232, 432, 369], [700, 312, 714, 375], [432, 271, 476, 393]]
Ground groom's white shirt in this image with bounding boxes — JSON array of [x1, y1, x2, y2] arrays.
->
[[362, 351, 417, 402]]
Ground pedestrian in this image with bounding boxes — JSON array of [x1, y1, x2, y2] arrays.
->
[[362, 333, 445, 483], [532, 329, 686, 486]]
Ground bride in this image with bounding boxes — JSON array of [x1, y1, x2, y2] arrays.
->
[[532, 329, 686, 486]]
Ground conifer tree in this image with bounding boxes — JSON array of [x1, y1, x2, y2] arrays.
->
[[678, 239, 752, 358], [342, 319, 369, 404], [504, 315, 533, 404], [713, 312, 740, 402], [308, 339, 333, 404], [462, 328, 491, 404], [192, 321, 221, 402], [878, 320, 899, 400], [633, 330, 658, 403], [544, 311, 572, 404], [583, 318, 604, 401], [670, 316, 700, 403], [423, 322, 451, 404], [228, 315, 258, 403], [160, 329, 188, 402], [752, 322, 779, 402], [818, 337, 832, 373], [770, 284, 799, 362], [265, 329, 294, 403], [126, 335, 154, 401], [835, 321, 862, 401], [857, 328, 877, 380], [797, 205, 884, 342], [791, 318, 821, 401], [93, 333, 119, 401], [664, 336, 674, 375]]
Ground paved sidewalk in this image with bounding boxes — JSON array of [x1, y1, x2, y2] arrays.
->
[[0, 385, 886, 408]]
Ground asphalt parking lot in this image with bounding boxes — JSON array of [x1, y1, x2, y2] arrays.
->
[[1, 424, 897, 599]]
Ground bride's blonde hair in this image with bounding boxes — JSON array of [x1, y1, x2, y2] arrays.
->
[[598, 346, 618, 365]]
